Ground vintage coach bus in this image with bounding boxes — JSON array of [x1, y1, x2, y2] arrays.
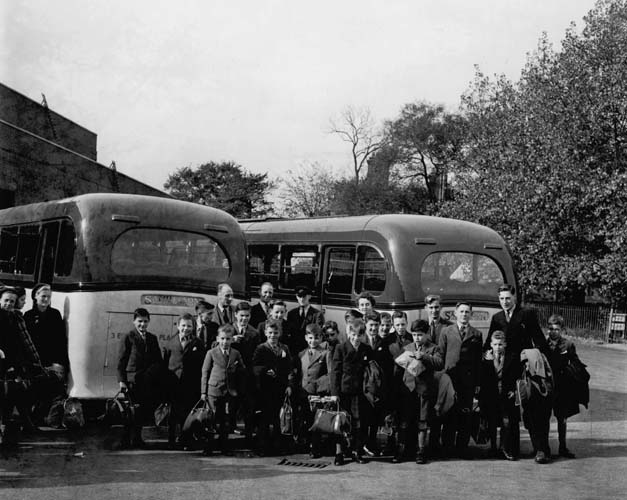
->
[[240, 214, 517, 335], [0, 193, 246, 399]]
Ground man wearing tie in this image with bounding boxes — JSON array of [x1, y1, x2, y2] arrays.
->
[[286, 286, 324, 355], [483, 284, 548, 460], [250, 282, 274, 330], [438, 302, 483, 458], [210, 283, 236, 327], [195, 300, 217, 349], [117, 308, 162, 448], [424, 294, 452, 345]]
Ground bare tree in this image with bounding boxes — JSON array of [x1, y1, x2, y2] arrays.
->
[[275, 162, 337, 217], [329, 106, 382, 185]]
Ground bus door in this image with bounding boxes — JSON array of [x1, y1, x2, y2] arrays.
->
[[322, 246, 356, 312]]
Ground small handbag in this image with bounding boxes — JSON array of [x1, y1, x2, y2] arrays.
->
[[279, 395, 293, 435], [182, 399, 214, 439], [102, 391, 135, 427], [154, 402, 171, 427]]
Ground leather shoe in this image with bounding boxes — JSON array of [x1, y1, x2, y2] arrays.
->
[[502, 449, 517, 461], [334, 453, 345, 466], [535, 451, 550, 464], [351, 451, 366, 464], [391, 455, 402, 464]]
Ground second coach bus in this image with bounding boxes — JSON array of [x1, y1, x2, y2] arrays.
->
[[0, 193, 246, 399], [240, 214, 516, 334]]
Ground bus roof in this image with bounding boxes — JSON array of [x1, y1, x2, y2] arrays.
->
[[240, 213, 507, 248]]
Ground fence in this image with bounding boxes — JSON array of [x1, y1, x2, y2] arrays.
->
[[527, 302, 625, 342]]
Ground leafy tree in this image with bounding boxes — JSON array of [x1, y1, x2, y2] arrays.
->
[[384, 102, 467, 211], [441, 0, 627, 303], [164, 161, 272, 218], [275, 162, 337, 217]]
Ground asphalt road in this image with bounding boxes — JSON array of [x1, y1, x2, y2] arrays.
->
[[1, 342, 626, 500]]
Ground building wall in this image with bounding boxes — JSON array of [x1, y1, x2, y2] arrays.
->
[[0, 83, 170, 208]]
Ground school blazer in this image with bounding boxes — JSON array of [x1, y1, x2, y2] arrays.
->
[[296, 347, 330, 394], [252, 342, 294, 395], [165, 335, 206, 381], [231, 324, 262, 368], [485, 306, 548, 358], [117, 330, 162, 384], [438, 324, 483, 389], [201, 346, 245, 398], [331, 341, 373, 396], [396, 340, 443, 396], [478, 354, 521, 413]]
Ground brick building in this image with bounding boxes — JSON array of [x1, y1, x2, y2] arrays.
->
[[0, 83, 170, 208]]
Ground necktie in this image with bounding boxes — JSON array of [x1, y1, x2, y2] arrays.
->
[[223, 349, 229, 360], [460, 325, 466, 337], [505, 310, 511, 322], [430, 321, 436, 339], [300, 307, 305, 320], [309, 349, 314, 357]]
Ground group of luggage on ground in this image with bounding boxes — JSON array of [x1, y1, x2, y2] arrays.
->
[[0, 281, 590, 467]]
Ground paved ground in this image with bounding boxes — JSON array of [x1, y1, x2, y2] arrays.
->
[[1, 343, 626, 500]]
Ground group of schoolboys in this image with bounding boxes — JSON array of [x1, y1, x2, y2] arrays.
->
[[117, 282, 583, 468]]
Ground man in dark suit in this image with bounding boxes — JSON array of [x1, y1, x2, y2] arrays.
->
[[117, 307, 163, 448], [195, 300, 218, 350], [286, 286, 324, 354], [250, 282, 274, 330], [438, 302, 483, 458], [211, 283, 236, 326], [425, 294, 452, 345], [164, 313, 206, 447], [484, 284, 549, 462]]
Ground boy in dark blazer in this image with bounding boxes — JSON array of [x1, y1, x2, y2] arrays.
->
[[438, 302, 483, 458], [201, 324, 245, 455], [117, 308, 162, 448], [331, 318, 373, 465], [394, 319, 443, 464], [164, 313, 206, 448], [478, 330, 521, 460], [252, 319, 294, 456]]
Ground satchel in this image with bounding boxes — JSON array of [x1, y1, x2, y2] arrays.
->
[[62, 398, 85, 429], [309, 399, 350, 435], [470, 399, 489, 445], [101, 391, 136, 427], [182, 399, 214, 439], [279, 395, 293, 435], [45, 397, 66, 428], [154, 402, 171, 427]]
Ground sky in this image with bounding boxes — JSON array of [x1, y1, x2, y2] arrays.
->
[[1, 0, 598, 192]]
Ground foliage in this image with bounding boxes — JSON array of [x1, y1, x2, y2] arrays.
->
[[275, 162, 337, 217], [384, 101, 467, 211], [164, 161, 272, 218], [440, 0, 627, 303]]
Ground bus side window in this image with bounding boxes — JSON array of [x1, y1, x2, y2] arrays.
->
[[55, 219, 75, 277], [0, 226, 18, 273], [16, 224, 40, 276], [325, 247, 356, 296], [281, 246, 319, 293], [355, 246, 386, 293], [249, 244, 280, 289]]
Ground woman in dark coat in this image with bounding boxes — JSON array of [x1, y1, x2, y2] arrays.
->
[[546, 314, 586, 459], [24, 283, 68, 370]]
